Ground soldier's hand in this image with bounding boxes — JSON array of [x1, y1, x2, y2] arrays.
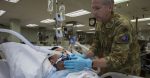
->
[[93, 58, 107, 68]]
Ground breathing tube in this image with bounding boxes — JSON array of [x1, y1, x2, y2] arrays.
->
[[0, 28, 53, 54]]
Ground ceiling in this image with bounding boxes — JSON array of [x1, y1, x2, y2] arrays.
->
[[0, 0, 150, 32]]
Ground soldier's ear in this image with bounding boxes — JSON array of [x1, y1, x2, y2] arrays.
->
[[108, 4, 113, 12]]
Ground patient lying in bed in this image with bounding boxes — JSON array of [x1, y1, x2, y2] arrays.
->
[[46, 47, 99, 78], [0, 42, 99, 78]]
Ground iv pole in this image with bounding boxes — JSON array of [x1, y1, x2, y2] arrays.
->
[[48, 0, 65, 46]]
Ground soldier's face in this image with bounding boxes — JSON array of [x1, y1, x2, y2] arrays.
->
[[91, 0, 111, 22]]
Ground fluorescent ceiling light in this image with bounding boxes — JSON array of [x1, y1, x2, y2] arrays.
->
[[89, 28, 95, 31], [26, 24, 39, 27], [148, 23, 150, 25], [66, 24, 85, 27], [86, 32, 95, 33], [114, 0, 129, 4], [5, 0, 20, 3], [40, 19, 55, 23], [65, 9, 91, 17], [0, 10, 6, 16], [53, 27, 61, 30], [76, 30, 83, 31], [66, 24, 73, 26], [131, 17, 150, 22], [74, 45, 78, 46], [75, 24, 85, 27]]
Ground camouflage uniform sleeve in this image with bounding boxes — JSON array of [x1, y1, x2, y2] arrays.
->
[[105, 24, 132, 70], [89, 22, 101, 54], [89, 31, 99, 53]]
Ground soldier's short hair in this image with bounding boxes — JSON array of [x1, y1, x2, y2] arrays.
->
[[101, 0, 114, 5]]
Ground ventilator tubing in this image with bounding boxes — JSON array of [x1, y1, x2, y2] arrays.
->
[[0, 28, 53, 54], [75, 42, 89, 51], [74, 42, 89, 58]]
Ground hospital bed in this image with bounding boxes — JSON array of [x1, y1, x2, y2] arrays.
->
[[0, 59, 144, 78], [0, 28, 143, 78], [0, 47, 144, 78]]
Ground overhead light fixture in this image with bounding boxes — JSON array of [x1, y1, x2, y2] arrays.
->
[[89, 28, 95, 31], [26, 24, 39, 27], [53, 27, 62, 30], [148, 23, 150, 25], [65, 9, 91, 17], [75, 24, 85, 27], [0, 10, 6, 16], [5, 0, 20, 3], [76, 30, 83, 32], [66, 23, 73, 26], [131, 17, 150, 22], [86, 32, 95, 34], [74, 45, 78, 46], [114, 0, 129, 4], [40, 19, 55, 23]]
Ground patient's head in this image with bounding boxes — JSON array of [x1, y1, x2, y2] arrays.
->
[[49, 54, 65, 70], [48, 47, 67, 70]]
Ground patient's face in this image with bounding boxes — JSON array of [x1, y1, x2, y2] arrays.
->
[[49, 54, 65, 70], [49, 47, 66, 70]]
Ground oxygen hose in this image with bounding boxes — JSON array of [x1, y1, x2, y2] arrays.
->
[[0, 28, 53, 54]]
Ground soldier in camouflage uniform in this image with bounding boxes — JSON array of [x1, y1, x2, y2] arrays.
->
[[89, 14, 141, 75], [64, 0, 141, 76], [88, 0, 141, 76]]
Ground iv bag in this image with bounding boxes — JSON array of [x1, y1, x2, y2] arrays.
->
[[56, 13, 64, 22], [56, 29, 63, 38], [48, 0, 53, 13], [59, 3, 65, 21], [69, 36, 77, 45]]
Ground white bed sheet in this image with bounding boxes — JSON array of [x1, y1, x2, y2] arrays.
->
[[0, 42, 51, 78]]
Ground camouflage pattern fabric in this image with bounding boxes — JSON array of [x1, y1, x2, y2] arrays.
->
[[90, 13, 141, 76]]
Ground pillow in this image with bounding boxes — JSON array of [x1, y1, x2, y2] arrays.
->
[[0, 42, 52, 78]]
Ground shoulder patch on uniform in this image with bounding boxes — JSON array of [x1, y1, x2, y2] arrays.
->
[[121, 34, 129, 42], [116, 34, 130, 44]]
